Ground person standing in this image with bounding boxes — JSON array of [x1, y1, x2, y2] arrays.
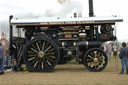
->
[[119, 42, 128, 74], [113, 44, 118, 57], [0, 42, 4, 75], [106, 43, 112, 60]]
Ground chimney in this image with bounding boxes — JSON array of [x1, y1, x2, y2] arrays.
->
[[89, 0, 94, 17]]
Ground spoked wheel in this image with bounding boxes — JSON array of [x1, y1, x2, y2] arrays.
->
[[83, 48, 108, 72], [23, 37, 59, 72]]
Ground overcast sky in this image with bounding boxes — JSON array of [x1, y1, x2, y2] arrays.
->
[[0, 0, 128, 41]]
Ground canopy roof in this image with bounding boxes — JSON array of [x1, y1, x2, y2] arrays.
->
[[11, 16, 123, 26]]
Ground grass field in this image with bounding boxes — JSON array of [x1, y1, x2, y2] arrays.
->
[[0, 56, 128, 85]]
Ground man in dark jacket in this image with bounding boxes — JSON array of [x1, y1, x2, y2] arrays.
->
[[119, 42, 128, 74], [0, 42, 4, 75]]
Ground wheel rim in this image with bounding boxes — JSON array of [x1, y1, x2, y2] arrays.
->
[[25, 38, 58, 71], [84, 48, 107, 72]]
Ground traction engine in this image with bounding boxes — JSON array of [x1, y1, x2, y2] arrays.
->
[[9, 0, 123, 72]]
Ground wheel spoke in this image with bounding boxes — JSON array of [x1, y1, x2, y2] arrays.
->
[[88, 62, 91, 66], [88, 55, 94, 59], [46, 60, 51, 66], [45, 53, 55, 56], [86, 59, 92, 62], [47, 56, 54, 62], [28, 57, 36, 61], [94, 62, 99, 69], [34, 60, 39, 68], [39, 41, 42, 49], [44, 45, 52, 53], [97, 51, 101, 57], [49, 56, 56, 59], [41, 61, 44, 69], [31, 48, 39, 54], [47, 48, 55, 53], [96, 51, 99, 57], [91, 62, 94, 68], [42, 41, 45, 51], [31, 58, 38, 64], [94, 51, 97, 58], [90, 52, 95, 58], [94, 62, 99, 68], [102, 56, 105, 60], [97, 63, 100, 68], [28, 51, 34, 53], [32, 44, 37, 49], [45, 42, 49, 48], [37, 59, 42, 68], [102, 59, 105, 64], [28, 54, 38, 57], [36, 42, 41, 51]]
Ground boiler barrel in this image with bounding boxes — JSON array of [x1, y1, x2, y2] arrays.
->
[[78, 41, 103, 51]]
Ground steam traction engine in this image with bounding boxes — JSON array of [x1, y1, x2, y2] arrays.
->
[[9, 0, 123, 72]]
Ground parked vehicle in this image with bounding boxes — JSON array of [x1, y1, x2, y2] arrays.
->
[[9, 0, 123, 72]]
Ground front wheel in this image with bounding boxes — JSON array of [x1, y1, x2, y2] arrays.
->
[[83, 48, 108, 72]]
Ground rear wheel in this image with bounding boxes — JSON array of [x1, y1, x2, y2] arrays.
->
[[83, 48, 108, 72], [23, 37, 59, 72]]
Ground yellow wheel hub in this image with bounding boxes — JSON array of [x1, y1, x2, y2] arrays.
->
[[38, 51, 45, 58], [93, 58, 98, 63]]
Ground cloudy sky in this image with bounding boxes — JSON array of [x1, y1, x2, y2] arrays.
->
[[0, 0, 128, 41]]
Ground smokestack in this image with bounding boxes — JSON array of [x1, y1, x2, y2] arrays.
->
[[89, 0, 94, 17]]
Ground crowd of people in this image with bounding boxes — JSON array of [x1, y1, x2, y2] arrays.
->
[[101, 41, 128, 74], [0, 41, 128, 75], [0, 42, 4, 75], [101, 42, 118, 60]]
